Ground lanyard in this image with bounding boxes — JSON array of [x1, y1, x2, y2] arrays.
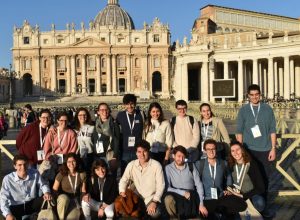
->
[[250, 103, 260, 124], [202, 123, 210, 140], [126, 112, 136, 135], [208, 162, 217, 186], [151, 120, 159, 141], [98, 178, 106, 202], [58, 129, 67, 150], [80, 126, 88, 137], [68, 173, 78, 195], [235, 164, 245, 185], [39, 124, 48, 149]]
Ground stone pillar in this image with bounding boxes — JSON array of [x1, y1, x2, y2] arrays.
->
[[274, 61, 278, 95], [290, 59, 295, 94], [267, 57, 274, 99], [126, 55, 131, 92], [50, 56, 57, 92], [223, 61, 229, 102], [142, 54, 148, 89], [112, 55, 117, 94], [162, 54, 169, 98], [106, 55, 112, 95], [71, 55, 76, 94], [279, 63, 284, 96], [252, 59, 258, 84], [263, 63, 267, 96], [238, 59, 243, 102], [209, 69, 215, 102], [182, 63, 188, 101], [34, 55, 41, 95], [96, 55, 101, 94], [81, 55, 87, 94], [295, 63, 300, 97], [284, 56, 290, 99], [201, 61, 209, 102], [66, 56, 71, 95]]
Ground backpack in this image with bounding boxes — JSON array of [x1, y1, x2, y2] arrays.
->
[[197, 159, 226, 180], [170, 115, 195, 129]]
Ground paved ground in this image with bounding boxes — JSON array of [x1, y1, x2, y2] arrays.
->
[[1, 116, 300, 220]]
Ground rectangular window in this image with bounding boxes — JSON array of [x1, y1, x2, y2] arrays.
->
[[76, 38, 81, 42], [153, 34, 160, 42], [101, 37, 106, 42], [57, 39, 64, 44], [118, 38, 125, 43], [77, 72, 82, 76], [102, 72, 106, 75], [23, 37, 30, 44], [43, 39, 49, 44], [134, 38, 140, 43]]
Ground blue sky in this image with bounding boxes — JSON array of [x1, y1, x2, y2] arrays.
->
[[1, 0, 299, 68]]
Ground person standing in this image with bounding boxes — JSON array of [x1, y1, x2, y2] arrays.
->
[[236, 84, 276, 217]]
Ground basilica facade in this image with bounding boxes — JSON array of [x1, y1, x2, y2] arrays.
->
[[12, 0, 171, 99]]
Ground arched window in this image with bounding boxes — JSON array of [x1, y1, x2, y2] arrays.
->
[[101, 58, 106, 68], [76, 57, 81, 68]]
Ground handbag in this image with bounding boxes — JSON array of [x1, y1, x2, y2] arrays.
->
[[106, 136, 114, 161], [114, 188, 140, 218], [37, 200, 57, 220]]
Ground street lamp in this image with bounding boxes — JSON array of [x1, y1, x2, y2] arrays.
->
[[1, 64, 19, 109]]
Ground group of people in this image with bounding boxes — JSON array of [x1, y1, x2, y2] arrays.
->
[[0, 84, 277, 220]]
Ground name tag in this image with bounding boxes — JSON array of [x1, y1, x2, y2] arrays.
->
[[37, 150, 45, 161], [96, 141, 104, 154], [211, 187, 218, 199], [57, 154, 64, 165], [135, 120, 140, 123], [251, 125, 262, 138], [128, 136, 135, 147]]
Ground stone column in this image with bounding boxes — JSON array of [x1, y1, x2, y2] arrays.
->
[[106, 55, 112, 95], [209, 68, 214, 102], [162, 54, 169, 98], [279, 63, 284, 96], [267, 57, 274, 99], [182, 62, 188, 101], [142, 54, 148, 89], [252, 59, 258, 84], [201, 61, 209, 102], [112, 55, 117, 94], [274, 61, 278, 95], [290, 59, 295, 94], [50, 56, 57, 92], [34, 55, 41, 95], [295, 63, 300, 97], [66, 56, 71, 95], [81, 55, 87, 94], [126, 55, 131, 92], [71, 55, 76, 94], [238, 59, 243, 102], [284, 56, 290, 99], [223, 60, 229, 102], [96, 55, 101, 94], [263, 63, 267, 96]]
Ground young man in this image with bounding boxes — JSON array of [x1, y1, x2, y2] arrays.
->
[[119, 140, 165, 219], [16, 109, 52, 166], [0, 155, 52, 220], [196, 139, 246, 219], [23, 104, 36, 126], [116, 94, 144, 168], [171, 100, 200, 162], [236, 84, 276, 217], [164, 145, 204, 220]]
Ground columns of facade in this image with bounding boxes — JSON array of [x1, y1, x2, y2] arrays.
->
[[142, 54, 149, 90], [295, 63, 300, 97], [274, 61, 278, 95], [238, 59, 243, 102], [182, 63, 188, 101], [81, 55, 87, 94], [34, 56, 41, 95], [201, 61, 209, 102], [66, 56, 71, 95], [209, 68, 215, 102], [267, 57, 274, 99], [290, 59, 295, 94], [96, 55, 101, 94], [126, 55, 131, 93], [258, 62, 262, 89], [112, 55, 117, 94], [70, 55, 76, 94], [284, 56, 290, 99], [279, 63, 284, 96], [263, 63, 267, 96], [162, 55, 169, 97], [106, 55, 112, 95], [252, 59, 258, 85], [222, 61, 229, 102], [50, 56, 57, 92]]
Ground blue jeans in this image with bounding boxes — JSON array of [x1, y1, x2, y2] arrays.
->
[[251, 195, 265, 212]]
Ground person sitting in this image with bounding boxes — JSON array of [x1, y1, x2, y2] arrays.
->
[[119, 140, 165, 219], [0, 154, 52, 220], [164, 145, 204, 220], [52, 153, 86, 220], [82, 159, 118, 220]]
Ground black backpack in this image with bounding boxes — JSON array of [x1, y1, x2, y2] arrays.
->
[[170, 115, 195, 129]]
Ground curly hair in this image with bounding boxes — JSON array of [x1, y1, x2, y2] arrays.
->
[[59, 153, 81, 176], [227, 141, 252, 168]]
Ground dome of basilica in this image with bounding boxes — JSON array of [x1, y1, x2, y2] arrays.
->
[[94, 0, 135, 29]]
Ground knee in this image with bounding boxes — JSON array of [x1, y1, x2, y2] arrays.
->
[[81, 200, 90, 213], [57, 194, 70, 206], [164, 195, 176, 207], [251, 195, 265, 212], [104, 205, 115, 218]]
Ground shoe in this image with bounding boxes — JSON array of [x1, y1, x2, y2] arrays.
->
[[262, 209, 276, 218]]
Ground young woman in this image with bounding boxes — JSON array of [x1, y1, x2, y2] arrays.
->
[[53, 153, 86, 220], [143, 102, 173, 165], [228, 141, 266, 212], [73, 107, 95, 175], [199, 103, 230, 159], [82, 159, 118, 220]]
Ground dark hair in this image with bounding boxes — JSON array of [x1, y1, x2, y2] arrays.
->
[[59, 153, 81, 176], [91, 159, 108, 178], [123, 94, 137, 105], [199, 103, 215, 118], [97, 102, 111, 114], [175, 100, 187, 108], [13, 154, 28, 165], [74, 107, 92, 130], [57, 111, 69, 121], [247, 84, 261, 94], [39, 109, 52, 117], [227, 141, 252, 168], [134, 139, 151, 152], [24, 104, 32, 111], [173, 145, 188, 157], [203, 139, 217, 151], [145, 102, 164, 135]]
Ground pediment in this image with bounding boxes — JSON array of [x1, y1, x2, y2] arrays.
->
[[71, 37, 109, 47]]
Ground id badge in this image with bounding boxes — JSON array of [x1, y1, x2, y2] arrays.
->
[[128, 136, 135, 147], [201, 141, 204, 152], [211, 187, 218, 199], [37, 150, 45, 161], [57, 154, 64, 165], [251, 125, 262, 138], [96, 141, 104, 154]]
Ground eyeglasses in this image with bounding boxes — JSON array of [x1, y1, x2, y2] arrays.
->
[[249, 93, 260, 97], [177, 107, 187, 111], [206, 148, 216, 152], [58, 119, 68, 122]]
